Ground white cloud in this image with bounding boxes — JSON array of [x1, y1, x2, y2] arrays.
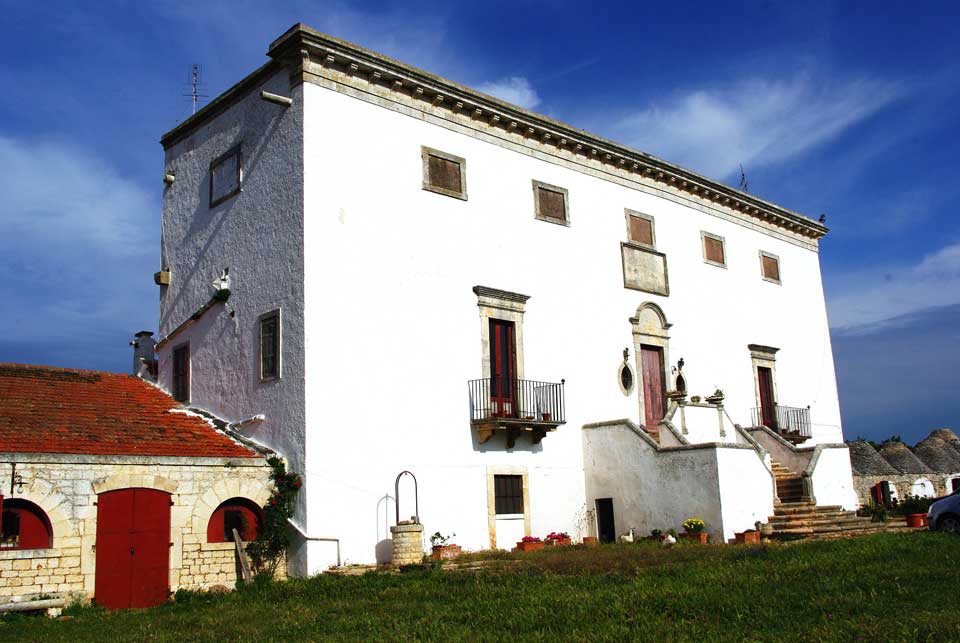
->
[[477, 76, 541, 110], [614, 74, 901, 180], [826, 241, 960, 330], [0, 136, 156, 343]]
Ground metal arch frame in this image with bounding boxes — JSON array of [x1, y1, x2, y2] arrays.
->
[[394, 471, 419, 525]]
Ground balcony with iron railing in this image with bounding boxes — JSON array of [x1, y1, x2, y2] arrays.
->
[[751, 404, 812, 444], [468, 378, 566, 448]]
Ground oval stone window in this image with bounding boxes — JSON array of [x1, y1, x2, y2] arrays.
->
[[619, 363, 634, 395]]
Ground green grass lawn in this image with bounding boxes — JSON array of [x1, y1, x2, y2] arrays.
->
[[4, 532, 958, 642]]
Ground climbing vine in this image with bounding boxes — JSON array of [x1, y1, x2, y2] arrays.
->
[[247, 456, 302, 577]]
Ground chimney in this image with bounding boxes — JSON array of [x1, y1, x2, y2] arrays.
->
[[130, 331, 157, 380]]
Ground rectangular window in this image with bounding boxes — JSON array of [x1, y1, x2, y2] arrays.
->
[[494, 474, 524, 515], [172, 343, 190, 403], [702, 232, 726, 268], [760, 251, 781, 284], [259, 310, 280, 380], [210, 146, 242, 207], [626, 210, 655, 248], [223, 509, 244, 541], [532, 180, 570, 226], [421, 146, 467, 200]]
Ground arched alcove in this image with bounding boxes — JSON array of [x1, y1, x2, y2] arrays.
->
[[1, 499, 54, 550]]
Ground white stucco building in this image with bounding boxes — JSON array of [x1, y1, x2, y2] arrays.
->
[[154, 23, 859, 573]]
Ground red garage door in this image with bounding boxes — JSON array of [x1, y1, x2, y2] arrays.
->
[[95, 488, 171, 609]]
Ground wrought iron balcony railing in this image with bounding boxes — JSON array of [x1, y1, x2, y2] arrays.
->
[[751, 404, 812, 439], [468, 378, 566, 427]]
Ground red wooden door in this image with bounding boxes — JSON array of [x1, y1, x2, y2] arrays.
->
[[758, 367, 777, 429], [95, 488, 171, 609], [640, 346, 665, 430], [489, 319, 517, 417]]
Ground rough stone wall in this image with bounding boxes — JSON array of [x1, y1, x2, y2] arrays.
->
[[0, 453, 275, 604], [852, 473, 955, 506]]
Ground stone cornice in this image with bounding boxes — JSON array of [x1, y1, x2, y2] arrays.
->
[[268, 23, 828, 242], [161, 23, 829, 244]]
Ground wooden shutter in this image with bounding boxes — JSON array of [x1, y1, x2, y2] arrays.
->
[[762, 254, 780, 282], [428, 155, 462, 193], [704, 235, 725, 265], [172, 345, 189, 403], [537, 187, 566, 221], [628, 215, 654, 247]]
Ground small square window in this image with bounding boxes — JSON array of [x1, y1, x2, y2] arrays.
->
[[532, 180, 569, 226], [702, 232, 726, 268], [625, 210, 655, 248], [210, 146, 242, 207], [259, 310, 281, 380], [760, 251, 781, 284], [172, 343, 190, 403], [421, 146, 467, 200], [494, 474, 524, 515]]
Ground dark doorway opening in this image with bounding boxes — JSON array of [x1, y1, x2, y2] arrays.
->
[[596, 498, 615, 544]]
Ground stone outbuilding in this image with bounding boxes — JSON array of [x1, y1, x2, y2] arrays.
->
[[0, 364, 275, 609], [848, 440, 905, 506], [849, 431, 960, 507]]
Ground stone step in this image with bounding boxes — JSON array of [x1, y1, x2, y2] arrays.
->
[[774, 504, 841, 516], [769, 512, 857, 525], [770, 517, 873, 531]]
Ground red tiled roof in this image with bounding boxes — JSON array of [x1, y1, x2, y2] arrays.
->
[[0, 363, 260, 458]]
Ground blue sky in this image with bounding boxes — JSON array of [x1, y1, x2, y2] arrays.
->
[[0, 1, 957, 443]]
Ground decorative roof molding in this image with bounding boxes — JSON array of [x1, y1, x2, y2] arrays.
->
[[472, 286, 530, 304], [270, 24, 828, 242], [162, 23, 829, 243]]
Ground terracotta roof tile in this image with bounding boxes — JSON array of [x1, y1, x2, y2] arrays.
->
[[0, 363, 259, 458]]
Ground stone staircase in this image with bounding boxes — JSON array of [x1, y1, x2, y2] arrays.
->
[[766, 460, 923, 540]]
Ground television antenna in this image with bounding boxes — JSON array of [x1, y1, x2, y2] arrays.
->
[[183, 64, 208, 115], [738, 163, 749, 193]]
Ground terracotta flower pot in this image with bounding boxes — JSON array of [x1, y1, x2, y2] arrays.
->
[[431, 544, 462, 561], [735, 531, 761, 544], [905, 513, 925, 528], [516, 540, 544, 552], [582, 536, 598, 546], [680, 532, 708, 544]]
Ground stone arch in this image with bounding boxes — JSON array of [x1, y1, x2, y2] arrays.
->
[[91, 473, 179, 495], [189, 476, 271, 534], [631, 302, 671, 338], [16, 476, 75, 547], [630, 302, 673, 432]]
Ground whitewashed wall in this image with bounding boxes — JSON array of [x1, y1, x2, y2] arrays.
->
[[582, 422, 775, 541], [157, 69, 309, 571], [159, 55, 847, 571], [808, 447, 859, 509]]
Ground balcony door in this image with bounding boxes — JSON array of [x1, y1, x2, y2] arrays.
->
[[640, 345, 666, 430], [489, 318, 517, 417], [758, 366, 777, 429]]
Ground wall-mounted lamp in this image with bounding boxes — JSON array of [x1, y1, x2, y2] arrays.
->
[[10, 464, 24, 495]]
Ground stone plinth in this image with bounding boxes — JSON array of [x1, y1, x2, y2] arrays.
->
[[390, 522, 424, 567]]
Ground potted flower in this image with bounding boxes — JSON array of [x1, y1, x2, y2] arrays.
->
[[430, 532, 461, 560], [680, 518, 708, 544], [899, 495, 930, 528], [705, 388, 724, 405], [544, 531, 571, 546], [645, 529, 663, 542], [515, 535, 544, 552]]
